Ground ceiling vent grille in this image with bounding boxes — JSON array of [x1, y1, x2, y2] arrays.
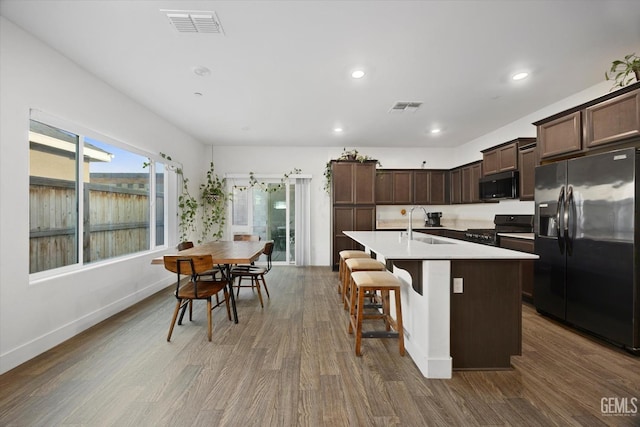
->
[[161, 10, 224, 34], [389, 101, 423, 113]]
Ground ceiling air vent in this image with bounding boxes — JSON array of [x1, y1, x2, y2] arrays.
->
[[389, 101, 423, 113], [161, 10, 224, 34]]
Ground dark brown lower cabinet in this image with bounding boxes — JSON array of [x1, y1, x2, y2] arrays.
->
[[450, 260, 522, 370], [332, 206, 375, 270], [499, 236, 535, 301]]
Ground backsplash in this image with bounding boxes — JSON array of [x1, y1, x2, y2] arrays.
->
[[376, 200, 534, 230]]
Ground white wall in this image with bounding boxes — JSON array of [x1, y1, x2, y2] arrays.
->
[[0, 17, 207, 374]]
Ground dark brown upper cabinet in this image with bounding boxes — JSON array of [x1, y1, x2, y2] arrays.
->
[[481, 140, 522, 175], [585, 88, 640, 148], [375, 170, 413, 204], [535, 82, 640, 160], [414, 170, 448, 205], [518, 141, 537, 201]]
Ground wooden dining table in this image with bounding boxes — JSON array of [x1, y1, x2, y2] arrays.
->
[[152, 240, 266, 323]]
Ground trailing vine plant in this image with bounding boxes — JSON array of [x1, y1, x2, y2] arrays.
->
[[236, 168, 303, 193], [150, 153, 300, 243], [199, 162, 228, 243], [324, 148, 380, 194]]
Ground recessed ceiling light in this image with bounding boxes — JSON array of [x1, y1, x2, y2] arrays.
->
[[512, 72, 529, 81], [351, 70, 365, 79], [431, 128, 441, 134], [333, 127, 344, 133]]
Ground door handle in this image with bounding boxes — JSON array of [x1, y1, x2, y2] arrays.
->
[[556, 186, 565, 255], [565, 186, 574, 256]]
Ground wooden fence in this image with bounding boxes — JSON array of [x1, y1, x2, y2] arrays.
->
[[29, 176, 164, 273]]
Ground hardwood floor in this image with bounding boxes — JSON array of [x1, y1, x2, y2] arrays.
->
[[1, 266, 638, 426]]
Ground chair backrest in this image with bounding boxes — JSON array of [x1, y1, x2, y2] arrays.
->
[[263, 241, 274, 272], [234, 234, 260, 242], [164, 255, 215, 298], [177, 241, 194, 251]]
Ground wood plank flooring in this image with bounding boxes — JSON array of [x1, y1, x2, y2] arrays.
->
[[1, 266, 638, 426]]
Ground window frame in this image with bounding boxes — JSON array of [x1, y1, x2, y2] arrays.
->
[[28, 110, 172, 281]]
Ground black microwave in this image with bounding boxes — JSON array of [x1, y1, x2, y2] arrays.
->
[[479, 171, 519, 200]]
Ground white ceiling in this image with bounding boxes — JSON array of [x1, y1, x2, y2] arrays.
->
[[2, 0, 640, 148]]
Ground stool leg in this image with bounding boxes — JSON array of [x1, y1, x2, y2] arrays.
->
[[354, 285, 365, 356], [338, 258, 344, 293], [348, 278, 358, 334], [394, 288, 405, 356], [342, 268, 351, 310], [382, 290, 391, 331]]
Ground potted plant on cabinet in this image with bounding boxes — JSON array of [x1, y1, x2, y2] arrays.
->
[[605, 53, 640, 90]]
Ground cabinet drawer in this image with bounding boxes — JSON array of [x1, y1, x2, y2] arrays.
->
[[499, 237, 534, 253]]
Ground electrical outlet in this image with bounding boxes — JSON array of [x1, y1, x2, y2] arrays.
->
[[453, 278, 463, 293]]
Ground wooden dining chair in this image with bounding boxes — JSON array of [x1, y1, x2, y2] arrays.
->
[[177, 241, 222, 280], [163, 255, 231, 342], [231, 241, 274, 308]]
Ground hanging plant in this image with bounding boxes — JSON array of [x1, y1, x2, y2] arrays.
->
[[199, 162, 228, 243]]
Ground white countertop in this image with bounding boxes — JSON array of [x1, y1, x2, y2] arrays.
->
[[344, 231, 538, 260]]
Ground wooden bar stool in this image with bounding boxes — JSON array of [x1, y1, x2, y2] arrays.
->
[[348, 270, 404, 357], [342, 257, 386, 310], [338, 250, 370, 293]]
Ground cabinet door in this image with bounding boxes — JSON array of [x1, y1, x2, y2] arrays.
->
[[497, 143, 518, 172], [461, 167, 472, 204], [333, 206, 355, 267], [392, 171, 413, 204], [585, 89, 640, 148], [354, 206, 376, 231], [429, 171, 447, 204], [375, 170, 393, 204], [413, 170, 430, 204], [354, 162, 376, 204], [332, 162, 354, 204], [483, 150, 499, 175], [538, 111, 582, 159], [450, 169, 462, 204], [499, 237, 534, 300], [470, 163, 482, 202], [518, 147, 536, 201]]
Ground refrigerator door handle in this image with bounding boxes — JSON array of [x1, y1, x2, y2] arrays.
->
[[565, 185, 574, 256], [556, 185, 565, 254]]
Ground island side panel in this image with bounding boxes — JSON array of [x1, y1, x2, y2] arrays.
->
[[450, 260, 522, 370]]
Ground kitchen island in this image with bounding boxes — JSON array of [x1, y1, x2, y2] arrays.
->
[[344, 230, 538, 379]]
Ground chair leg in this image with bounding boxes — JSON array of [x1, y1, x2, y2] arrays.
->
[[207, 298, 212, 342], [254, 276, 264, 308], [178, 301, 189, 325], [167, 299, 182, 342], [260, 274, 270, 298], [189, 300, 193, 321]]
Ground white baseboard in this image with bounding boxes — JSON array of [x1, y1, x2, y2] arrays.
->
[[0, 278, 171, 375]]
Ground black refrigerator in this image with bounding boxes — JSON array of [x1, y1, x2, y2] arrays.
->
[[534, 147, 639, 351]]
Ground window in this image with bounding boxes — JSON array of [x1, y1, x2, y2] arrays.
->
[[29, 113, 167, 274]]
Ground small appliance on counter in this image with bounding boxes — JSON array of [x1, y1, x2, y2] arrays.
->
[[426, 212, 442, 227]]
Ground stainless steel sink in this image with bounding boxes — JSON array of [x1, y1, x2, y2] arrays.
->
[[413, 236, 454, 245]]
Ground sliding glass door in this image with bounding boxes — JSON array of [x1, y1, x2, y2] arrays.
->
[[230, 179, 295, 264]]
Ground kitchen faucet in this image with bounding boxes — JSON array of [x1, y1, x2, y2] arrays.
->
[[408, 206, 428, 240]]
